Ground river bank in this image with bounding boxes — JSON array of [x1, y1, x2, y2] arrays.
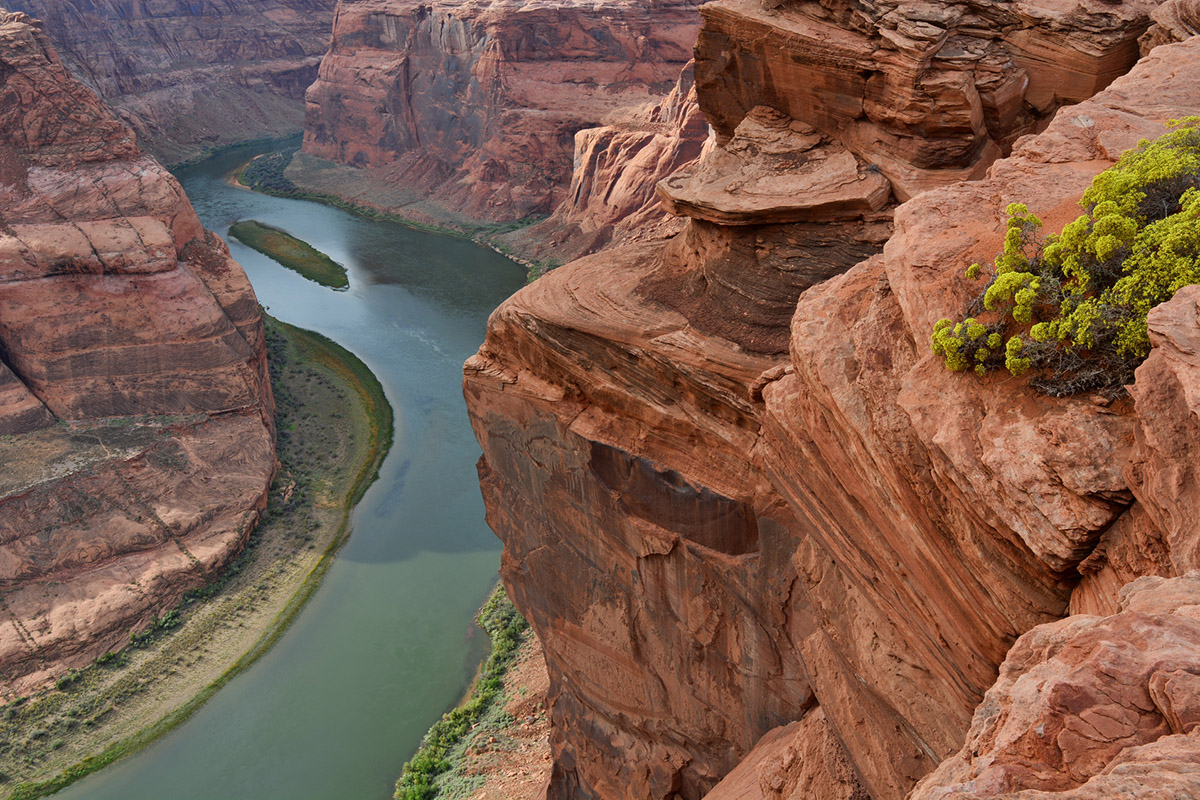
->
[[234, 147, 559, 277], [0, 317, 392, 800], [395, 588, 551, 800]]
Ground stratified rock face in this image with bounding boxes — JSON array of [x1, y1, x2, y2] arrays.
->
[[909, 574, 1200, 800], [466, 25, 1200, 800], [292, 0, 701, 226], [3, 0, 337, 164], [0, 11, 274, 692], [695, 0, 1162, 200], [497, 61, 712, 264], [1141, 0, 1200, 52]]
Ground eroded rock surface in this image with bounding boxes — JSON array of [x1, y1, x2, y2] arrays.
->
[[466, 26, 1200, 800], [291, 0, 702, 227], [696, 0, 1163, 200], [4, 0, 337, 164], [910, 574, 1200, 800], [0, 11, 274, 693]]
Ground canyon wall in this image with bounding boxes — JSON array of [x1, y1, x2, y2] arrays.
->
[[288, 0, 703, 230], [0, 11, 275, 694], [3, 0, 337, 164], [465, 1, 1200, 799]]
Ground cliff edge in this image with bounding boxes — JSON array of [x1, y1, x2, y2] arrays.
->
[[465, 5, 1200, 799], [0, 10, 275, 694]]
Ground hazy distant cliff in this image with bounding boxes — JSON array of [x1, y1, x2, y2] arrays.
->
[[4, 0, 337, 163], [464, 1, 1200, 799], [287, 0, 702, 230], [0, 10, 275, 692]]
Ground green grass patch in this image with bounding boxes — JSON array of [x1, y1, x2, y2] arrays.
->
[[394, 585, 528, 800], [229, 221, 349, 290]]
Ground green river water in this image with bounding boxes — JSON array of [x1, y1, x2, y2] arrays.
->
[[51, 141, 527, 800]]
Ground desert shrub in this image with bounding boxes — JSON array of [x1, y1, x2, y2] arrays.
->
[[931, 117, 1200, 396]]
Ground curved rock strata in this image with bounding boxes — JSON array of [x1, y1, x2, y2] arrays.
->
[[291, 0, 702, 227], [466, 23, 1200, 800], [0, 11, 275, 693], [3, 0, 337, 164]]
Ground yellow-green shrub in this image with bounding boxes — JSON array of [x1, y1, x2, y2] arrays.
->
[[930, 117, 1200, 396]]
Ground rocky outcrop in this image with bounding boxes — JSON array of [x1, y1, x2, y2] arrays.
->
[[465, 15, 1200, 800], [1141, 0, 1200, 52], [695, 0, 1162, 201], [0, 11, 274, 693], [909, 574, 1200, 800], [290, 0, 702, 227], [3, 0, 337, 164], [497, 61, 711, 265]]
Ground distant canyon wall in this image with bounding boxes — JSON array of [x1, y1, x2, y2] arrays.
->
[[4, 0, 337, 164], [287, 0, 703, 234], [0, 11, 275, 693], [465, 1, 1200, 799]]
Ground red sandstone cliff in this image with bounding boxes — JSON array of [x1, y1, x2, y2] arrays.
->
[[464, 5, 1200, 800], [0, 11, 275, 694], [288, 0, 702, 228], [3, 0, 337, 164]]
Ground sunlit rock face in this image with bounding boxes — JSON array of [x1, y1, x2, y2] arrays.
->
[[4, 0, 338, 164], [465, 2, 1200, 794], [0, 11, 275, 694]]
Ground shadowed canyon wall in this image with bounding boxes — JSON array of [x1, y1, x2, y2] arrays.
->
[[3, 0, 337, 164], [0, 11, 275, 694], [288, 0, 703, 231], [465, 0, 1200, 798]]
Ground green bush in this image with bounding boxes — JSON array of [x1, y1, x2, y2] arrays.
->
[[931, 117, 1200, 396]]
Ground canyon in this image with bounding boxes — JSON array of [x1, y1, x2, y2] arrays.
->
[[464, 3, 1200, 800], [288, 0, 706, 245], [0, 10, 274, 695], [2, 0, 337, 164]]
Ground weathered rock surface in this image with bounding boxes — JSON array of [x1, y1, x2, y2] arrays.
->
[[695, 0, 1163, 201], [3, 0, 337, 164], [0, 11, 274, 692], [701, 709, 868, 800], [465, 27, 1200, 800], [291, 0, 701, 227], [1141, 0, 1200, 52], [909, 573, 1200, 800], [497, 61, 711, 265]]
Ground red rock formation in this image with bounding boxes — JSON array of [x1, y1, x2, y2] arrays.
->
[[909, 573, 1200, 800], [0, 11, 275, 692], [695, 0, 1162, 200], [291, 0, 702, 226], [498, 61, 711, 265], [465, 15, 1200, 800], [3, 0, 337, 163], [1141, 0, 1200, 52]]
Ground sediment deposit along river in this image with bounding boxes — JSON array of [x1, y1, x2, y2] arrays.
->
[[52, 142, 526, 800]]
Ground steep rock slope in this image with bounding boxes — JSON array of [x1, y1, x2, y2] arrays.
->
[[465, 11, 1200, 800], [3, 0, 337, 164], [0, 11, 275, 693], [289, 0, 702, 227]]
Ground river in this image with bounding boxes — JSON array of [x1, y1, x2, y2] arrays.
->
[[52, 141, 527, 800]]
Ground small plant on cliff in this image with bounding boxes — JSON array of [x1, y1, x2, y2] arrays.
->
[[931, 117, 1200, 396]]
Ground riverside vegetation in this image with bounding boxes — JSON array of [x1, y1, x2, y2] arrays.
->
[[0, 316, 392, 800], [228, 220, 349, 290], [236, 146, 558, 276], [395, 585, 530, 800], [931, 118, 1200, 395]]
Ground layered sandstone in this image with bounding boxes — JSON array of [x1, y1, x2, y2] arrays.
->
[[497, 62, 711, 265], [4, 0, 337, 163], [290, 0, 701, 227], [466, 22, 1200, 800], [0, 11, 274, 693], [695, 0, 1163, 200]]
